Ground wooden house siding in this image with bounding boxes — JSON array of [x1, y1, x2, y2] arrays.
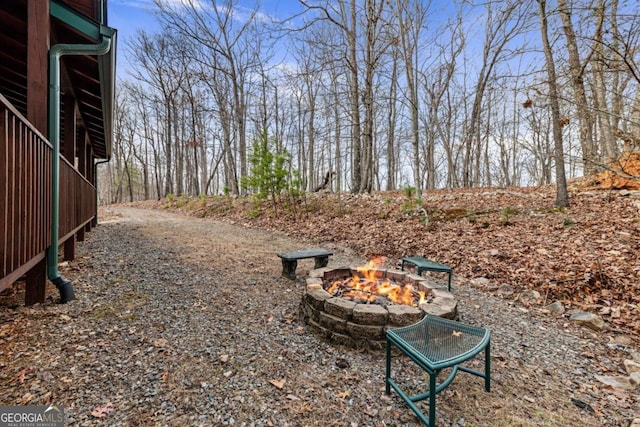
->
[[0, 0, 115, 304]]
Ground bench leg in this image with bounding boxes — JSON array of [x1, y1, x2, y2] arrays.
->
[[385, 339, 392, 395], [281, 259, 297, 279], [447, 271, 452, 292], [314, 256, 329, 269], [485, 341, 491, 392], [386, 337, 434, 426], [429, 371, 437, 427]]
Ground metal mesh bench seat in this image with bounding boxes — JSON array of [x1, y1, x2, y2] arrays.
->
[[386, 315, 491, 426], [401, 256, 452, 292]]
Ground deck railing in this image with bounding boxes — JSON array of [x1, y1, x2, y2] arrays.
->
[[60, 155, 96, 243], [0, 93, 96, 295]]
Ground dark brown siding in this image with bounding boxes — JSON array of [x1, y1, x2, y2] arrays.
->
[[0, 94, 96, 294]]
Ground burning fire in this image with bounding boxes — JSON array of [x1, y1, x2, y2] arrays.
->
[[325, 257, 428, 307]]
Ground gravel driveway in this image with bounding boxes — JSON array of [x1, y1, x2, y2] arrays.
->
[[0, 207, 635, 426]]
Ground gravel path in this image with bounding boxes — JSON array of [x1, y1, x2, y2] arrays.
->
[[0, 206, 637, 426]]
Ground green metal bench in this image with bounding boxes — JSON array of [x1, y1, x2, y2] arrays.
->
[[401, 256, 452, 292], [277, 248, 333, 279], [386, 315, 491, 426]]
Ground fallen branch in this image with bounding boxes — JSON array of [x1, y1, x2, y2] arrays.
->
[[313, 171, 335, 192]]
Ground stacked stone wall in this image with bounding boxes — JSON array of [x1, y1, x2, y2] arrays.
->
[[300, 266, 458, 351]]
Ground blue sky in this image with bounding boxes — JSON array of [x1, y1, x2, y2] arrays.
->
[[108, 0, 303, 76], [108, 0, 160, 75], [107, 0, 485, 81], [108, 0, 302, 42], [109, 0, 159, 43]]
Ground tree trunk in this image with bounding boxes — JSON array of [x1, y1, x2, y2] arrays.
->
[[462, 2, 524, 187], [593, 0, 617, 161], [164, 98, 173, 197], [386, 51, 398, 191], [557, 0, 596, 175], [333, 77, 343, 192], [631, 90, 640, 150], [537, 0, 569, 207], [346, 0, 362, 193], [394, 0, 424, 195]]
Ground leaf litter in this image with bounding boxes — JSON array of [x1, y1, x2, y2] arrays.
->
[[0, 186, 638, 425]]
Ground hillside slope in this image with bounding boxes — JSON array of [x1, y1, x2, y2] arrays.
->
[[137, 185, 640, 336]]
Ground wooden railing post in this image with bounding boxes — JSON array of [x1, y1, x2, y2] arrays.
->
[[23, 0, 49, 304], [25, 257, 47, 305], [64, 237, 75, 261], [76, 227, 85, 242], [27, 0, 49, 134]]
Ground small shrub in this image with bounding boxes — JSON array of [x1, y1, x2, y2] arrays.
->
[[499, 206, 519, 225], [404, 186, 416, 199], [173, 196, 188, 208], [563, 217, 575, 227], [247, 208, 262, 219], [501, 206, 519, 217]]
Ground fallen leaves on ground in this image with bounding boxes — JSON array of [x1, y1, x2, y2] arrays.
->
[[154, 185, 640, 336], [16, 367, 34, 384], [269, 379, 286, 389], [91, 402, 114, 418]]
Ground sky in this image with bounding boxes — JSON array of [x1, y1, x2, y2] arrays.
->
[[108, 0, 305, 77], [109, 0, 159, 44], [108, 0, 159, 75], [106, 0, 509, 91]]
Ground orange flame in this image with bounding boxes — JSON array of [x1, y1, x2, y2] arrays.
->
[[325, 258, 427, 306]]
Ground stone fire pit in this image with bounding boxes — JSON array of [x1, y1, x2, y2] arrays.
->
[[300, 265, 458, 351]]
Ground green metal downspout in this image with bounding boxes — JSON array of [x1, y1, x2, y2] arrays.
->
[[47, 28, 114, 302], [94, 0, 114, 226]]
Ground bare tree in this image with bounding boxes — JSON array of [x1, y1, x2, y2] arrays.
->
[[461, 1, 528, 187], [359, 0, 391, 192], [632, 91, 640, 148], [127, 30, 187, 197], [393, 0, 430, 193], [155, 0, 267, 194], [299, 0, 391, 193], [522, 98, 553, 185], [290, 43, 323, 190], [421, 15, 464, 188], [557, 0, 596, 175], [537, 0, 569, 207], [385, 47, 399, 191], [105, 0, 640, 206]]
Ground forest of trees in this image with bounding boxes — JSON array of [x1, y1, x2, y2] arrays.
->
[[101, 0, 640, 208]]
